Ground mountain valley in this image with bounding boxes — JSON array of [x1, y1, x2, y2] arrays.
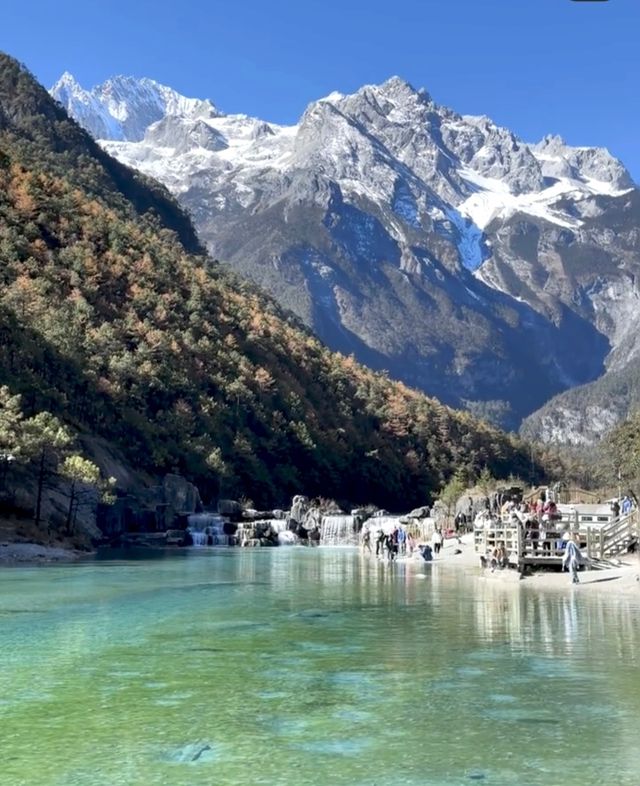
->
[[51, 72, 640, 440]]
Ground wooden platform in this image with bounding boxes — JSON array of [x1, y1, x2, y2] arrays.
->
[[474, 509, 638, 571]]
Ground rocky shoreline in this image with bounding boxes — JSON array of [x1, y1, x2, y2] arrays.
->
[[0, 541, 88, 565]]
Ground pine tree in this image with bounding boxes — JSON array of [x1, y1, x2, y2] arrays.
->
[[0, 385, 24, 491], [22, 412, 74, 528], [59, 455, 115, 535]]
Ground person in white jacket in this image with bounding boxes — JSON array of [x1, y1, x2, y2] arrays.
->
[[562, 534, 582, 584]]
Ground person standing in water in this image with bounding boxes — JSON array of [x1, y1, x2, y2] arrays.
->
[[431, 528, 443, 555], [397, 526, 406, 556]]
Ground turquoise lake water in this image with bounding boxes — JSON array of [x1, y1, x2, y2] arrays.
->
[[1, 547, 639, 786]]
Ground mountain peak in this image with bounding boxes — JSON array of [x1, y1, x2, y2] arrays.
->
[[369, 75, 431, 104], [50, 71, 88, 103], [51, 73, 221, 142], [52, 71, 80, 89], [532, 133, 633, 189], [380, 75, 413, 91]]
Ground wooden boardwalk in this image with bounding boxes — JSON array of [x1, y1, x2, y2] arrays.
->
[[474, 509, 639, 570]]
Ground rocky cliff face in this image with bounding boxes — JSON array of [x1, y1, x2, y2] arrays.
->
[[51, 73, 639, 436]]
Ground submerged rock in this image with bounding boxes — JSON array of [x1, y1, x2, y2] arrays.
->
[[163, 740, 218, 764]]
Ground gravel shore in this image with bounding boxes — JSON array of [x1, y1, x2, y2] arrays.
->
[[0, 542, 88, 564]]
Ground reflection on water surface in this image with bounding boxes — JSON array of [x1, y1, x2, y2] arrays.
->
[[1, 548, 639, 786]]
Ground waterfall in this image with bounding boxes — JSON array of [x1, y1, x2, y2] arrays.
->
[[190, 530, 209, 547], [319, 515, 357, 546], [266, 519, 289, 534], [187, 513, 229, 547], [262, 519, 298, 545], [403, 518, 435, 543], [234, 518, 296, 546], [362, 516, 403, 537]]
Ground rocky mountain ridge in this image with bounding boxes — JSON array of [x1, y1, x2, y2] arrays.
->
[[51, 72, 640, 439], [0, 52, 536, 532]]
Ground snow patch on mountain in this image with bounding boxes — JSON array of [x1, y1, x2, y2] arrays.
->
[[392, 181, 420, 227], [445, 208, 484, 271], [53, 72, 635, 257]]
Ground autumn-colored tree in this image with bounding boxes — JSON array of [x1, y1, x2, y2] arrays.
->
[[0, 52, 542, 513]]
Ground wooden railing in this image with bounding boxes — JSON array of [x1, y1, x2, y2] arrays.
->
[[585, 509, 639, 559], [474, 522, 522, 566], [474, 508, 639, 566]]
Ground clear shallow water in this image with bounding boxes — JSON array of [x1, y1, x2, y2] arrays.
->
[[1, 548, 639, 786]]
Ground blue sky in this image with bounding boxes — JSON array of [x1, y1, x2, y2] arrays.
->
[[2, 0, 639, 178]]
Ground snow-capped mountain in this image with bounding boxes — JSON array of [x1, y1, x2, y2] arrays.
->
[[51, 73, 640, 439], [52, 72, 219, 142]]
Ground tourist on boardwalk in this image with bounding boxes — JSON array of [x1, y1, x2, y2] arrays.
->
[[543, 498, 558, 521], [431, 527, 443, 555], [562, 533, 582, 584], [611, 499, 621, 518], [526, 517, 540, 553], [621, 495, 632, 516], [539, 517, 551, 555], [375, 530, 386, 557], [361, 529, 372, 554], [490, 541, 508, 572]]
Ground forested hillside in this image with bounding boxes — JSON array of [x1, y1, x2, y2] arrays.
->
[[0, 54, 536, 511]]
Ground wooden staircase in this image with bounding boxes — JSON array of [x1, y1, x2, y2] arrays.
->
[[585, 509, 639, 560]]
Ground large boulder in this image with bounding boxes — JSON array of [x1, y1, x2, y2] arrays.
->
[[163, 474, 202, 515], [166, 529, 186, 545], [217, 499, 243, 519], [223, 520, 238, 536], [290, 495, 309, 524]]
